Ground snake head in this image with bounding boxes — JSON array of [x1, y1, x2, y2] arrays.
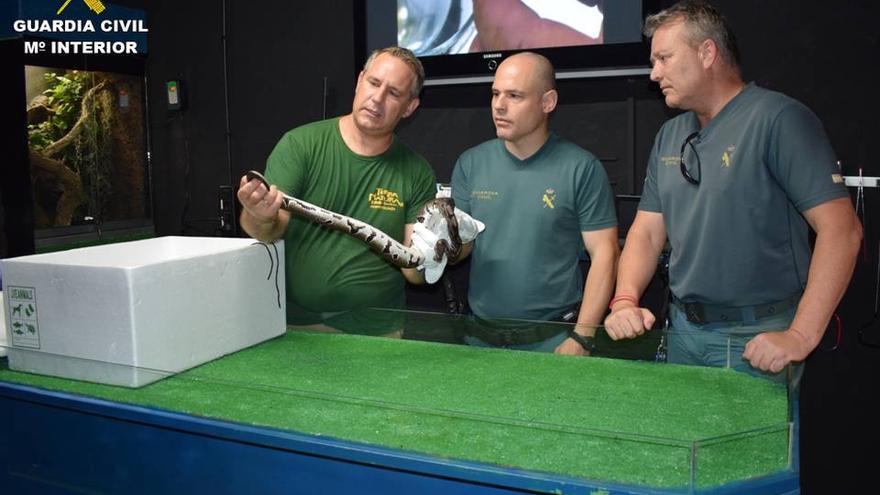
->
[[245, 170, 271, 190], [244, 170, 293, 209]]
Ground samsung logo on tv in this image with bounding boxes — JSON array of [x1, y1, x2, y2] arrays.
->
[[482, 53, 503, 59]]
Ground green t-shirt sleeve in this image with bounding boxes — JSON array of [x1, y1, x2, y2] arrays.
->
[[405, 157, 438, 224], [264, 130, 308, 198], [576, 157, 618, 231], [767, 102, 848, 212], [450, 155, 471, 214]]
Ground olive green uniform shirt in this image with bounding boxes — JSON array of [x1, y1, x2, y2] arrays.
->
[[265, 118, 436, 324], [452, 134, 616, 321]]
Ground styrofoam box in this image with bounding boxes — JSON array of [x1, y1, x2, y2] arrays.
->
[[1, 236, 286, 387]]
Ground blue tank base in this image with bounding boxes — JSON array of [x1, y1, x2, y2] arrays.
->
[[0, 382, 799, 495]]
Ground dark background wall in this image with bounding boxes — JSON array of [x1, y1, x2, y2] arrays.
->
[[4, 0, 879, 492], [141, 0, 363, 237]]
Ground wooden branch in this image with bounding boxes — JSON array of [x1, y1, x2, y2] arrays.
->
[[42, 80, 108, 158], [29, 149, 82, 226]]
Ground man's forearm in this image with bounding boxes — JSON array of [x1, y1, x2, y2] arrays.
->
[[789, 220, 862, 349], [576, 246, 618, 334], [614, 231, 664, 307]]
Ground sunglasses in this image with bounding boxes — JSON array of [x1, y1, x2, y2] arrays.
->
[[680, 131, 701, 185]]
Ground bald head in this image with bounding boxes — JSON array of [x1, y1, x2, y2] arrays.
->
[[491, 52, 559, 155], [497, 52, 557, 93]]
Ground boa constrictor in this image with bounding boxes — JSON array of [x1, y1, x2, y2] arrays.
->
[[244, 171, 460, 269]]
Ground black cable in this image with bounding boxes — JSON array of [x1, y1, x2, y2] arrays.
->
[[221, 0, 236, 237], [655, 251, 670, 363], [254, 241, 273, 280], [253, 241, 281, 309], [272, 242, 281, 309], [176, 112, 193, 234], [173, 113, 222, 236]]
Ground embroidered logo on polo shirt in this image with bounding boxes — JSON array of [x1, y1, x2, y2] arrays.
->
[[721, 145, 736, 167], [660, 155, 678, 167], [542, 188, 556, 209], [472, 190, 499, 200], [368, 187, 404, 212]]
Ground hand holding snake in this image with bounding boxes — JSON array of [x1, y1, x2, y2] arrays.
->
[[241, 171, 482, 279]]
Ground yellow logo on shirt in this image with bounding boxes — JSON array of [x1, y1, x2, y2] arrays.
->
[[542, 188, 556, 209], [721, 145, 736, 167], [368, 187, 404, 212]]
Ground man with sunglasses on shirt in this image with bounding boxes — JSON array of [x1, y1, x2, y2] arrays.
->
[[604, 1, 861, 378]]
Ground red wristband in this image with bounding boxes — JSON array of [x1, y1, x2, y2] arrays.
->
[[609, 294, 638, 310]]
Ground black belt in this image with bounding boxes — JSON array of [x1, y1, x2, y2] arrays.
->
[[671, 294, 800, 325], [466, 306, 578, 347]]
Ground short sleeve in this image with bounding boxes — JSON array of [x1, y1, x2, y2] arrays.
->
[[638, 139, 662, 213], [264, 131, 308, 198], [405, 158, 438, 223], [451, 155, 472, 214], [767, 102, 848, 212], [575, 157, 617, 231]]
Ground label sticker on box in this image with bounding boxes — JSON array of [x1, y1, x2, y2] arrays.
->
[[7, 286, 40, 349]]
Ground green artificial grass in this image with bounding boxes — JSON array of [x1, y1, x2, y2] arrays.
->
[[0, 332, 790, 489]]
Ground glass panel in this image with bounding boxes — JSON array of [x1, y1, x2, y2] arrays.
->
[[0, 307, 795, 491], [25, 66, 150, 231]]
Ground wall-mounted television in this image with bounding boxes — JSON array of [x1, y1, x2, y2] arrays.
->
[[357, 0, 658, 85]]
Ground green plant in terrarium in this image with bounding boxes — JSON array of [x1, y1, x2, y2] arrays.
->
[[27, 70, 115, 226], [27, 71, 90, 151]]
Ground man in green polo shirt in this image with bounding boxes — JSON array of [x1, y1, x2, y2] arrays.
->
[[604, 1, 861, 377], [452, 52, 619, 354], [237, 47, 437, 328]]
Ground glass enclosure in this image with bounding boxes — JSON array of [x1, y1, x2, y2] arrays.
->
[[0, 307, 797, 492], [24, 65, 151, 245]]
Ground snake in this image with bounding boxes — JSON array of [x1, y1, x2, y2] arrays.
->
[[417, 197, 462, 264], [244, 171, 461, 269]]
